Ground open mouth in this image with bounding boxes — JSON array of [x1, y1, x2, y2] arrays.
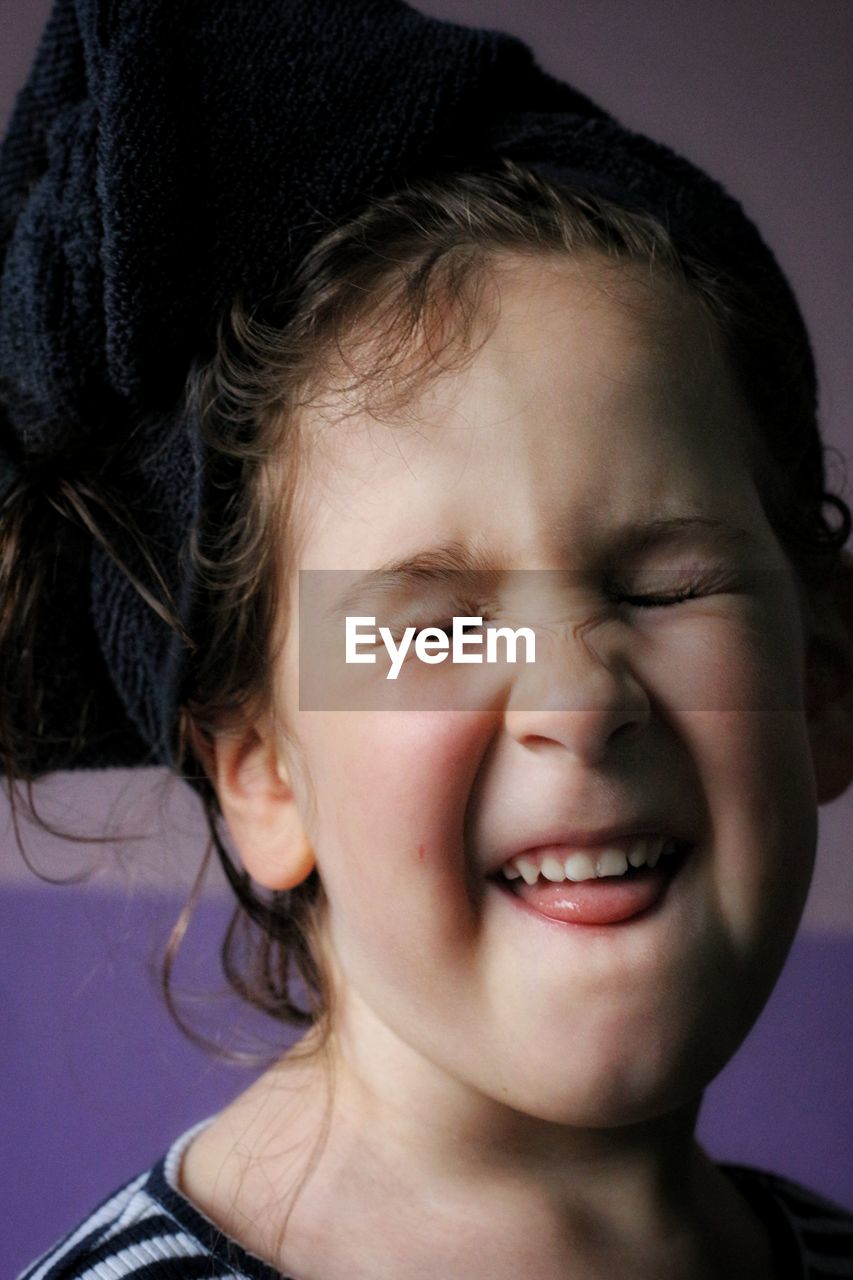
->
[[488, 840, 693, 927]]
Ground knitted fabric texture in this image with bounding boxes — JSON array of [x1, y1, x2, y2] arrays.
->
[[0, 0, 813, 775]]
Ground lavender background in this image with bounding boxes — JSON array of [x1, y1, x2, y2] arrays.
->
[[2, 0, 852, 1275]]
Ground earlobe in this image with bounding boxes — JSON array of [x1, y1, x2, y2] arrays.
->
[[209, 718, 317, 891]]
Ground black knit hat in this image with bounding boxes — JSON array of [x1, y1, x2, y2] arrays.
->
[[0, 0, 813, 777]]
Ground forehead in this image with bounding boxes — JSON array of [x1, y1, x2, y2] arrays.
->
[[292, 251, 760, 571]]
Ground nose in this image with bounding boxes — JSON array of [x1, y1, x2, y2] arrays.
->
[[503, 617, 650, 765]]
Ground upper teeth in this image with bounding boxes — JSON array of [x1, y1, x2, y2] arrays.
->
[[500, 836, 677, 885]]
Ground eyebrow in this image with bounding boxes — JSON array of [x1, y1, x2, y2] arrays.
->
[[324, 517, 759, 617]]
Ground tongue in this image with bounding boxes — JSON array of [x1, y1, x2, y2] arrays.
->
[[509, 865, 670, 925]]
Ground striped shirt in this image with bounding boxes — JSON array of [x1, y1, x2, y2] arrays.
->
[[17, 1117, 853, 1279]]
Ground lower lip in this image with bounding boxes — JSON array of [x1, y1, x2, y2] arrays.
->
[[491, 844, 691, 927]]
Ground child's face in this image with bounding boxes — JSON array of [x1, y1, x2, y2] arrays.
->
[[269, 253, 823, 1128]]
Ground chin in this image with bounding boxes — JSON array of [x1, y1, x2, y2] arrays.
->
[[496, 1087, 681, 1132], [491, 1039, 720, 1132]]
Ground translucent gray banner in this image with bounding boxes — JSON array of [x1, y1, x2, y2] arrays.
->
[[297, 567, 799, 712]]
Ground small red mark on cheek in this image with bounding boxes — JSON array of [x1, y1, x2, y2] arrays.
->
[[417, 843, 427, 862]]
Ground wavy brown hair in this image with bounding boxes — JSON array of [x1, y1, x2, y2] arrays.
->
[[2, 158, 850, 1071]]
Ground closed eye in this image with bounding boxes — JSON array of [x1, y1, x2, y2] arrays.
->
[[399, 591, 703, 633], [618, 588, 703, 608], [392, 575, 729, 636]]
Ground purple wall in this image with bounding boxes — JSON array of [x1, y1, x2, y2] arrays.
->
[[3, 2, 852, 1276]]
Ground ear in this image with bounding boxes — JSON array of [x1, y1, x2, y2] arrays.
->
[[804, 550, 853, 804], [204, 714, 316, 891]]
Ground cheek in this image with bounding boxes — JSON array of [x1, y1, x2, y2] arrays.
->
[[641, 606, 816, 945], [297, 710, 494, 935], [294, 711, 500, 1039], [633, 598, 802, 716]]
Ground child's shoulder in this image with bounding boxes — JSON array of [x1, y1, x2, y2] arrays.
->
[[15, 1118, 286, 1280], [719, 1160, 853, 1277], [16, 1164, 175, 1280]]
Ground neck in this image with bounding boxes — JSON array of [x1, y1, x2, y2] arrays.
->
[[187, 1019, 773, 1280]]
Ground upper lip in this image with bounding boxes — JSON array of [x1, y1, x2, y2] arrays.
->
[[487, 820, 691, 876]]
